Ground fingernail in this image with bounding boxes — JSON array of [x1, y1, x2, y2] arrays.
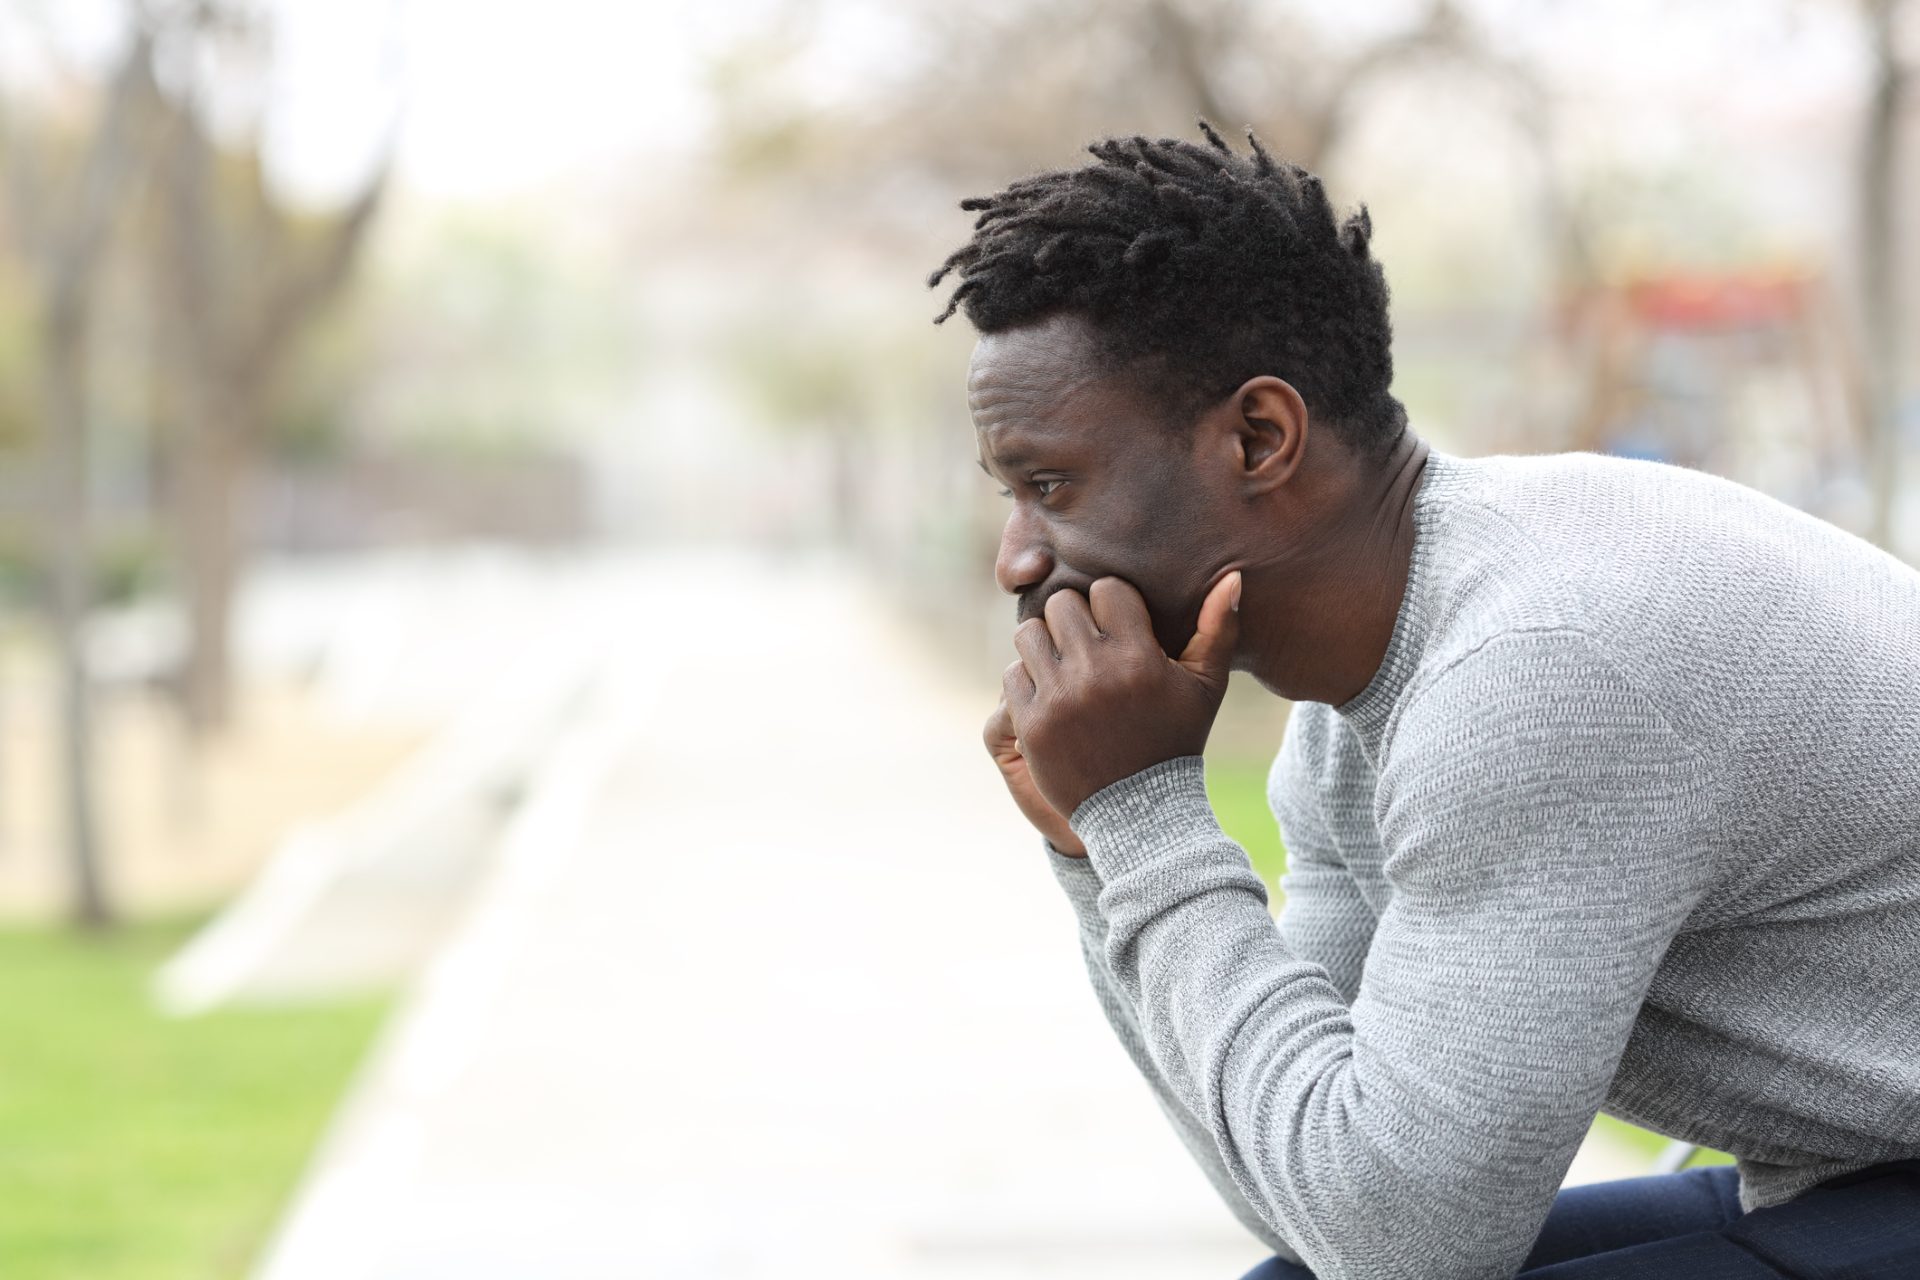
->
[[1230, 572, 1243, 612]]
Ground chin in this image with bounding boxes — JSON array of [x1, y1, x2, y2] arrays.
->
[[1148, 610, 1196, 659], [1249, 672, 1289, 699]]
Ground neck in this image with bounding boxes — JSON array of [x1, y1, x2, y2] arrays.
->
[[1238, 429, 1431, 705]]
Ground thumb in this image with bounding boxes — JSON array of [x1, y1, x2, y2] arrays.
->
[[1177, 570, 1241, 688]]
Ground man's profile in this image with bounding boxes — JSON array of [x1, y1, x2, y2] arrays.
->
[[931, 123, 1920, 1279]]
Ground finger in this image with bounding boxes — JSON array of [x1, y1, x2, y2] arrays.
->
[[983, 696, 1018, 758], [1001, 657, 1037, 708], [1177, 570, 1242, 688], [1087, 576, 1155, 646], [1011, 617, 1059, 685], [1043, 588, 1101, 661]]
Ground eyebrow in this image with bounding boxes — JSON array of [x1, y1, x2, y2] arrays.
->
[[977, 453, 1032, 475]]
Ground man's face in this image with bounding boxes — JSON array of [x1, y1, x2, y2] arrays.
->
[[968, 315, 1237, 657]]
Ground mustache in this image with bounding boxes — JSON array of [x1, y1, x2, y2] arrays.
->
[[1015, 580, 1097, 626]]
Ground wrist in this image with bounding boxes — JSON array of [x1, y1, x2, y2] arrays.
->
[[1068, 756, 1219, 878]]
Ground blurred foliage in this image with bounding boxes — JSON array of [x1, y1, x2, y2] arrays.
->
[[264, 297, 364, 467], [0, 916, 387, 1279], [724, 318, 887, 434], [0, 258, 39, 454], [332, 214, 635, 458], [91, 530, 166, 607], [0, 531, 169, 610], [1570, 161, 1787, 277], [707, 0, 1557, 255]]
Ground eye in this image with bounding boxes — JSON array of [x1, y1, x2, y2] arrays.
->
[[1034, 477, 1064, 498], [996, 487, 1014, 499]]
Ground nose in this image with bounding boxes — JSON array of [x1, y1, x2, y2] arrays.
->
[[994, 506, 1053, 597]]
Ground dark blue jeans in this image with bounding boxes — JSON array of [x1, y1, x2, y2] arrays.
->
[[1236, 1160, 1920, 1278]]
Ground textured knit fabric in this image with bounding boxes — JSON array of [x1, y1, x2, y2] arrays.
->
[[1045, 448, 1920, 1280]]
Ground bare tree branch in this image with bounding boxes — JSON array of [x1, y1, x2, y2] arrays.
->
[[37, 30, 158, 330], [242, 152, 391, 382]]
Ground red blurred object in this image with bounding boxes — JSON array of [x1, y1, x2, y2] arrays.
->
[[1622, 272, 1808, 330]]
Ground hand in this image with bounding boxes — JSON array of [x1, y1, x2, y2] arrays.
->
[[984, 696, 1087, 856], [1004, 572, 1241, 823]]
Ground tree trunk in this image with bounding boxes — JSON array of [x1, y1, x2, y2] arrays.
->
[[1861, 0, 1908, 553], [175, 392, 248, 735], [43, 316, 112, 930]]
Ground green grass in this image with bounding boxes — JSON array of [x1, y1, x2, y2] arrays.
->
[[1591, 1115, 1735, 1170], [1205, 751, 1734, 1172], [1205, 752, 1288, 889], [0, 917, 388, 1280]]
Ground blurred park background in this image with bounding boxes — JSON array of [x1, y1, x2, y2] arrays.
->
[[0, 0, 1914, 1277]]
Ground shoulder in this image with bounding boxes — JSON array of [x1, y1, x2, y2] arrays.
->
[[1390, 452, 1717, 726], [1398, 625, 1693, 750], [1375, 627, 1719, 900], [1380, 626, 1712, 834]]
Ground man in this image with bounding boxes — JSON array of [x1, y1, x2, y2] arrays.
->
[[929, 124, 1920, 1279]]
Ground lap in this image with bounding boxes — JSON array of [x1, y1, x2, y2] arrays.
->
[[1520, 1164, 1745, 1267], [1235, 1160, 1920, 1280]]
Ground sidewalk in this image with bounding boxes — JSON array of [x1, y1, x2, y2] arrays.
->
[[251, 552, 1275, 1279], [251, 550, 1638, 1280]]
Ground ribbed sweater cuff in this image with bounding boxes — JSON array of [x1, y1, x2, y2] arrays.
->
[[1045, 838, 1106, 920], [1070, 755, 1223, 881]]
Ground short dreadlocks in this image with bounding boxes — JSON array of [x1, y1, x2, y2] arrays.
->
[[929, 122, 1407, 458]]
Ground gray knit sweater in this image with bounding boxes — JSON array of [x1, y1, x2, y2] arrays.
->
[[1046, 448, 1920, 1280]]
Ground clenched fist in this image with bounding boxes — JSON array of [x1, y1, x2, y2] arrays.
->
[[984, 696, 1087, 856]]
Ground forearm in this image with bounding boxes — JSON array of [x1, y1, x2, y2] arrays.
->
[[1046, 844, 1305, 1265], [1070, 740, 1710, 1280]]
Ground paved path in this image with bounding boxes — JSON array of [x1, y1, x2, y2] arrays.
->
[[252, 551, 1636, 1280]]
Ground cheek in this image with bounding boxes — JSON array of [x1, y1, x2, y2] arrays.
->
[[1115, 490, 1214, 589], [1064, 463, 1220, 613], [1130, 519, 1227, 648], [1082, 535, 1197, 647]]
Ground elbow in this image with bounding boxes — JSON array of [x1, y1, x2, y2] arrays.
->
[[1225, 1084, 1542, 1280]]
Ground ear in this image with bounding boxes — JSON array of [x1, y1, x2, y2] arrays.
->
[[1227, 375, 1309, 496]]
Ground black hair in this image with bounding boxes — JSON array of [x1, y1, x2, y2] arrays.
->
[[929, 121, 1407, 457]]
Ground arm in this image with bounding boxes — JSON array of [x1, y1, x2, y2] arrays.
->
[[1047, 842, 1306, 1264], [1072, 631, 1716, 1280], [1268, 703, 1377, 1006], [989, 686, 1302, 1259]]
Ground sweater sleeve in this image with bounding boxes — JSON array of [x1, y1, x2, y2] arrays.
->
[[1071, 630, 1716, 1280], [1044, 843, 1307, 1264], [1268, 704, 1377, 1006]]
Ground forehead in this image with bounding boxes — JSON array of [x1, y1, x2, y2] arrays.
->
[[968, 316, 1149, 461]]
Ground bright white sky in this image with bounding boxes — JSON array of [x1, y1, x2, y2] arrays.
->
[[0, 0, 1878, 207], [271, 0, 710, 202]]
